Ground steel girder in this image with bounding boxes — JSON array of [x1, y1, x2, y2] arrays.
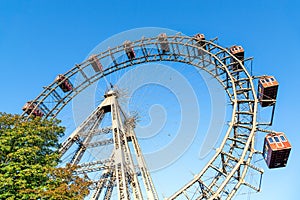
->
[[22, 34, 263, 200]]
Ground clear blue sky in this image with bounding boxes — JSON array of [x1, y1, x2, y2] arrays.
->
[[1, 0, 300, 199]]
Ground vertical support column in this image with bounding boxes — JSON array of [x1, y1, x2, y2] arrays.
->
[[116, 103, 143, 200], [111, 98, 130, 200], [111, 95, 143, 200], [128, 125, 159, 200]]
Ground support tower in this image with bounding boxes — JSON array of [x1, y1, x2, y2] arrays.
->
[[59, 90, 158, 200]]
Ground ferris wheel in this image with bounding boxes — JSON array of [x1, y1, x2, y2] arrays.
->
[[22, 30, 291, 200]]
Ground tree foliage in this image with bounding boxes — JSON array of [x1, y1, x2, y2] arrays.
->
[[0, 113, 91, 199]]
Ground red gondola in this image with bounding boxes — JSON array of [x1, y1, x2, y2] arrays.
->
[[89, 55, 103, 72], [263, 132, 291, 168], [230, 45, 244, 70], [55, 74, 73, 92], [258, 76, 279, 107], [194, 33, 206, 55], [158, 33, 170, 53], [22, 101, 44, 117], [124, 40, 136, 60]]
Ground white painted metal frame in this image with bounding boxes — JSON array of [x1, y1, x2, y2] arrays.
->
[[22, 33, 267, 200]]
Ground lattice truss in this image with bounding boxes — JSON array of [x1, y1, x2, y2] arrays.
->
[[22, 33, 271, 200], [58, 90, 158, 199]]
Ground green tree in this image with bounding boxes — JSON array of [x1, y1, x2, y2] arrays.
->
[[0, 113, 91, 199], [38, 164, 91, 199]]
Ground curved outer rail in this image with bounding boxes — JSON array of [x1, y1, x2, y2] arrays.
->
[[22, 34, 263, 200]]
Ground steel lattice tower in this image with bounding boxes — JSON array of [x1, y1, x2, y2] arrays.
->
[[21, 32, 286, 199], [59, 90, 158, 199]]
